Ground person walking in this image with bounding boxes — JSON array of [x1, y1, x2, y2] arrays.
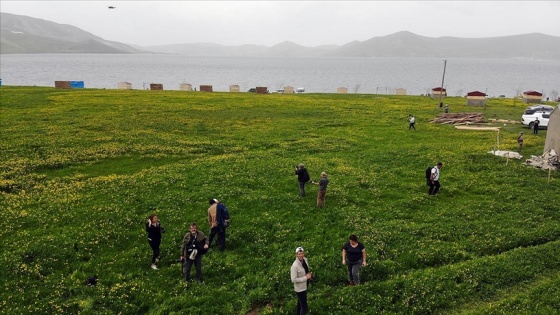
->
[[445, 104, 449, 113], [208, 198, 230, 252], [295, 163, 310, 197], [146, 214, 165, 270], [291, 247, 313, 315], [428, 162, 444, 196], [533, 118, 540, 134], [341, 235, 367, 286], [180, 223, 209, 285], [517, 132, 524, 152], [408, 114, 416, 130], [312, 172, 329, 208]]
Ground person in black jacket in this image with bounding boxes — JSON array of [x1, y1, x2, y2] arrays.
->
[[146, 214, 165, 270], [180, 223, 209, 284], [295, 163, 310, 197]]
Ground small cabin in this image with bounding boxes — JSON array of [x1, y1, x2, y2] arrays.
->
[[431, 87, 447, 99], [180, 83, 193, 91], [200, 85, 213, 92], [337, 87, 348, 94], [284, 86, 294, 94], [150, 83, 163, 90], [55, 81, 71, 89], [256, 87, 268, 94], [117, 82, 132, 90], [395, 88, 407, 96], [466, 91, 487, 106], [229, 85, 240, 93], [522, 90, 542, 104]]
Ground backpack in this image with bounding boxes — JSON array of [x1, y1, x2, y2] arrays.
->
[[302, 169, 310, 183], [425, 167, 432, 185]]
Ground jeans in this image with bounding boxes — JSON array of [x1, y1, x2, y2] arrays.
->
[[317, 189, 326, 207], [209, 226, 226, 251], [428, 180, 440, 195], [295, 290, 308, 315], [298, 182, 306, 197], [347, 259, 362, 284], [184, 254, 202, 282]]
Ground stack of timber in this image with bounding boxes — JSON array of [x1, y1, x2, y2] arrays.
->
[[431, 113, 484, 125]]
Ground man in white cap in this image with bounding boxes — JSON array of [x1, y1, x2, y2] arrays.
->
[[208, 198, 230, 251], [291, 247, 312, 315]]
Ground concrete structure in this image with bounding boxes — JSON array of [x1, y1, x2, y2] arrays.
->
[[337, 87, 348, 94], [150, 83, 163, 90], [466, 91, 487, 106], [179, 83, 193, 91], [200, 85, 213, 92], [431, 87, 447, 99], [117, 82, 132, 90], [395, 88, 407, 95], [523, 91, 542, 104], [256, 87, 268, 94], [284, 86, 294, 94], [544, 106, 560, 154], [229, 85, 240, 92]]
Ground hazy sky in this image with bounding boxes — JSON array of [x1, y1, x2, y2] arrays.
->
[[2, 1, 560, 47]]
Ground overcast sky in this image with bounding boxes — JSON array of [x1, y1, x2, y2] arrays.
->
[[2, 1, 560, 47]]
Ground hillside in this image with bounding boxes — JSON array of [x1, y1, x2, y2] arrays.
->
[[2, 12, 560, 59], [0, 12, 146, 54]]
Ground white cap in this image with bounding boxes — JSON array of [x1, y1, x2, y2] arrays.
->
[[295, 247, 304, 253]]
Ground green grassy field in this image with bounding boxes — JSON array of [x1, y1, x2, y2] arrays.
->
[[1, 86, 559, 314]]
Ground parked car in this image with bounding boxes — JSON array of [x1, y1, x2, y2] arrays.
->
[[296, 87, 305, 93], [521, 104, 554, 129], [247, 88, 256, 93]]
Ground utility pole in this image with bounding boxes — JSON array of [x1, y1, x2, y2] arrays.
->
[[439, 59, 447, 108]]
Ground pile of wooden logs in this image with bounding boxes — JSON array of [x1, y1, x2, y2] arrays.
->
[[431, 113, 484, 125]]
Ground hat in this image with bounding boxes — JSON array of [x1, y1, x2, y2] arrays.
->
[[295, 246, 304, 253], [298, 163, 305, 168], [209, 198, 219, 205]]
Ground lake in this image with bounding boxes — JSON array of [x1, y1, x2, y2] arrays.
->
[[1, 54, 559, 98]]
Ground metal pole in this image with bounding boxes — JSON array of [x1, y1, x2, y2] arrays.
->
[[439, 59, 447, 108]]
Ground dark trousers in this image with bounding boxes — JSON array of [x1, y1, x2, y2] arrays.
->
[[209, 226, 226, 251], [295, 290, 308, 315], [184, 254, 202, 282], [409, 123, 416, 130], [533, 126, 538, 134], [298, 182, 306, 197], [428, 180, 441, 195], [148, 240, 160, 264]]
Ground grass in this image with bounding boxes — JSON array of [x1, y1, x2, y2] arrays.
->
[[1, 86, 559, 314]]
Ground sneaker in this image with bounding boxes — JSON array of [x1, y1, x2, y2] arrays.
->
[[151, 264, 158, 270]]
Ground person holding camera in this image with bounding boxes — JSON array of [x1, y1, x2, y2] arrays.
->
[[208, 198, 230, 252], [295, 163, 310, 197], [180, 223, 209, 284], [291, 247, 313, 315], [342, 235, 367, 286], [146, 214, 165, 270]]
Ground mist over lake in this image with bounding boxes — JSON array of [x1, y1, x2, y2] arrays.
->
[[1, 54, 559, 98]]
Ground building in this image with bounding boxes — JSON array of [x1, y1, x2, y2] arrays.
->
[[229, 85, 240, 92], [179, 83, 193, 91], [117, 82, 132, 90], [255, 87, 268, 94], [395, 88, 407, 96], [466, 91, 487, 106], [284, 86, 294, 94], [522, 91, 542, 104], [337, 87, 348, 94], [150, 83, 163, 90], [431, 87, 447, 99], [200, 85, 213, 92]]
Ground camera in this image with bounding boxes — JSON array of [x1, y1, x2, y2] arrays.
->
[[309, 273, 317, 282]]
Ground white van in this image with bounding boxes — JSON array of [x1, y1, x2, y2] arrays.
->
[[521, 104, 554, 129]]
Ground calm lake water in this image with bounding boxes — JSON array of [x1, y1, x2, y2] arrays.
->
[[1, 54, 559, 98]]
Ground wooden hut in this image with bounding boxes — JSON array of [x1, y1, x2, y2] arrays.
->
[[180, 83, 193, 91], [117, 82, 132, 90], [337, 87, 348, 94], [466, 91, 487, 106], [229, 85, 240, 92], [150, 83, 163, 90], [200, 85, 213, 92], [395, 88, 407, 96], [256, 87, 268, 94], [55, 81, 71, 89], [431, 87, 447, 99], [522, 91, 542, 103]]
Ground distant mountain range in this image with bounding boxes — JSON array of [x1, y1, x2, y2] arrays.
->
[[2, 12, 560, 60]]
